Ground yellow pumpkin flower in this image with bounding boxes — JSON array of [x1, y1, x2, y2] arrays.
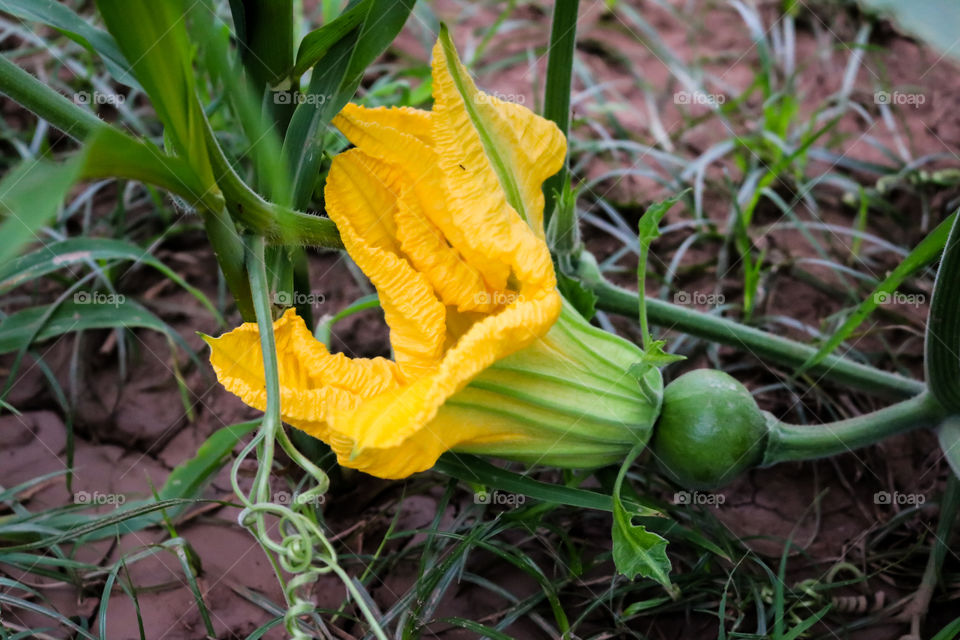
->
[[205, 30, 662, 479]]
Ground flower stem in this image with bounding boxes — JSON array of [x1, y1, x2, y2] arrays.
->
[[576, 253, 925, 400], [762, 392, 946, 466], [542, 0, 579, 226]]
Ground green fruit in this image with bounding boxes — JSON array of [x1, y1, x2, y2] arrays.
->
[[651, 369, 768, 489]]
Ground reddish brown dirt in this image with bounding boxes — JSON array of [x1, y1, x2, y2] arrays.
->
[[3, 1, 960, 639]]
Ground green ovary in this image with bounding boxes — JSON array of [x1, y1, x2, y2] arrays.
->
[[448, 301, 663, 467]]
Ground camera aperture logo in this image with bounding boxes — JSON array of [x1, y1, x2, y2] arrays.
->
[[674, 91, 726, 106], [74, 90, 125, 106], [873, 291, 925, 307], [474, 490, 526, 507], [673, 490, 725, 506], [74, 291, 125, 307], [274, 491, 326, 506], [75, 490, 126, 506], [273, 291, 326, 307], [874, 90, 925, 107], [474, 291, 524, 306], [673, 290, 725, 306], [273, 92, 329, 106], [476, 91, 527, 105], [874, 491, 925, 506]]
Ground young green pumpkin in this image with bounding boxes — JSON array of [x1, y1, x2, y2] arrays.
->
[[651, 370, 768, 489], [651, 369, 946, 490]]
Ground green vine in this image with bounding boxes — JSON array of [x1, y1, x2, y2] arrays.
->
[[230, 234, 387, 640]]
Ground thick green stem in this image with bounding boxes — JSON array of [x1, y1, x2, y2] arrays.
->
[[577, 254, 925, 400], [542, 0, 579, 227], [201, 112, 343, 248], [762, 392, 946, 466], [0, 54, 102, 140]]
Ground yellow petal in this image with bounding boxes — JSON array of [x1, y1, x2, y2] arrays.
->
[[325, 287, 562, 474], [394, 188, 495, 313], [204, 308, 402, 440], [325, 150, 446, 378], [334, 104, 511, 293], [332, 103, 433, 146], [431, 28, 566, 236], [429, 31, 559, 291]]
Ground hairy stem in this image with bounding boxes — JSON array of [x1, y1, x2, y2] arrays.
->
[[762, 392, 946, 466], [577, 253, 925, 400]]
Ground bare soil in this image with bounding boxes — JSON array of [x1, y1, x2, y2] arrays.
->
[[2, 1, 959, 638]]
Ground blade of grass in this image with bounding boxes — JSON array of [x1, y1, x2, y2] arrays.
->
[[0, 299, 197, 362], [0, 237, 223, 324], [796, 209, 955, 377], [0, 0, 131, 84], [283, 0, 414, 209]]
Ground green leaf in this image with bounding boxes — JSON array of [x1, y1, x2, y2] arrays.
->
[[0, 237, 222, 325], [637, 193, 686, 247], [931, 615, 960, 640], [557, 271, 597, 320], [637, 192, 688, 349], [547, 174, 581, 256], [635, 340, 685, 368], [611, 445, 674, 592], [926, 212, 960, 412], [612, 498, 672, 586], [314, 293, 380, 346], [435, 453, 728, 558], [1, 499, 208, 551], [82, 126, 224, 212], [293, 0, 371, 77], [0, 126, 225, 311], [0, 52, 104, 141], [283, 0, 415, 209], [541, 0, 579, 225], [938, 417, 960, 481], [162, 421, 258, 501], [95, 0, 212, 182], [781, 606, 831, 640], [228, 0, 294, 89], [111, 421, 259, 535], [0, 156, 84, 268], [859, 0, 960, 64], [0, 299, 196, 361], [0, 0, 132, 85], [797, 210, 955, 378]]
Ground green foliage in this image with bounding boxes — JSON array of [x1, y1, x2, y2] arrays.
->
[[610, 446, 674, 593], [927, 213, 960, 412], [1, 0, 958, 637]]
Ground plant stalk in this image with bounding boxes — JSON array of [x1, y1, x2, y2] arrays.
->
[[576, 253, 925, 400], [762, 392, 946, 466], [542, 0, 579, 227]]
